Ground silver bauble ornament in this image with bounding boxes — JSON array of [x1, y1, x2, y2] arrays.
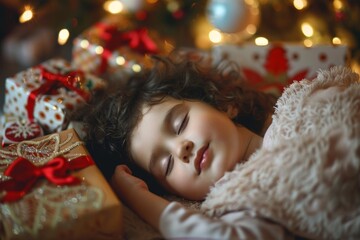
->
[[206, 0, 259, 33]]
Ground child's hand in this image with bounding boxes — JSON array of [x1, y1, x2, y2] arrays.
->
[[111, 165, 170, 229], [111, 165, 149, 205]]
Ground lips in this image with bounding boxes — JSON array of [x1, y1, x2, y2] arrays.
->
[[194, 144, 209, 175]]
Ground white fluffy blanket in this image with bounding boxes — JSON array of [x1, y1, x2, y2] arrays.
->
[[201, 66, 360, 240]]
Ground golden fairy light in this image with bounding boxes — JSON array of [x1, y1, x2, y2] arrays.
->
[[132, 64, 142, 72], [303, 39, 313, 47], [116, 56, 126, 65], [209, 29, 223, 43], [246, 24, 257, 35], [293, 0, 308, 10], [58, 28, 70, 45], [103, 0, 124, 14], [19, 5, 33, 23], [166, 0, 180, 12], [95, 46, 104, 54], [332, 37, 342, 45], [255, 37, 268, 46], [80, 39, 90, 49], [333, 0, 344, 10], [301, 22, 314, 37]]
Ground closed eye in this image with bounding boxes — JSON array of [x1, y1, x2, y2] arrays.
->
[[165, 155, 174, 176], [177, 113, 188, 135]]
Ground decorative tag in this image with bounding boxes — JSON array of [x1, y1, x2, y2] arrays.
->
[[2, 119, 43, 146]]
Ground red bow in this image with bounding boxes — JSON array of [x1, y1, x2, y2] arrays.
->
[[96, 23, 159, 73], [0, 155, 94, 203], [26, 66, 90, 120]]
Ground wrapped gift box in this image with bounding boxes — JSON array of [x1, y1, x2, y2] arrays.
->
[[72, 14, 170, 87], [3, 58, 106, 133], [212, 43, 349, 96], [0, 128, 122, 240]]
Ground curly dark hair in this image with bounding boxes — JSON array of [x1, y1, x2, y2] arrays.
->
[[80, 52, 276, 193]]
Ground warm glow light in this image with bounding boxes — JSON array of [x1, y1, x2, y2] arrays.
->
[[80, 39, 89, 49], [167, 1, 180, 12], [303, 39, 313, 47], [245, 0, 257, 5], [95, 46, 104, 54], [246, 24, 257, 35], [209, 29, 222, 43], [58, 28, 70, 45], [293, 0, 307, 10], [333, 0, 343, 10], [19, 6, 33, 23], [301, 22, 314, 37], [132, 64, 142, 72], [255, 37, 268, 46], [332, 37, 342, 45], [116, 56, 126, 65], [147, 0, 158, 4], [103, 0, 123, 14]]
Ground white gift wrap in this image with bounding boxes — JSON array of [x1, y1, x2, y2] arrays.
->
[[3, 58, 106, 133], [212, 43, 349, 95]]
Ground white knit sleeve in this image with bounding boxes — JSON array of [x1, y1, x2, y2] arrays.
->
[[159, 202, 295, 240]]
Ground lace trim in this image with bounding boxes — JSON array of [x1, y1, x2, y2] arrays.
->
[[0, 131, 104, 238]]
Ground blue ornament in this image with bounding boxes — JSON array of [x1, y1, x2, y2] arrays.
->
[[207, 0, 259, 33]]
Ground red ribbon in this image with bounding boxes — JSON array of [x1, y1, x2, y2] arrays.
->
[[95, 23, 159, 73], [26, 66, 90, 120], [0, 155, 94, 203]]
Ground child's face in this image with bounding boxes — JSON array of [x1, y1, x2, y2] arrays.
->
[[130, 97, 250, 200]]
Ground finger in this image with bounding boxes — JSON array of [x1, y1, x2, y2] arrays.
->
[[115, 164, 133, 175]]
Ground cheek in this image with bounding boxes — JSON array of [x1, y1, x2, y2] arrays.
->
[[166, 163, 210, 200], [167, 164, 194, 191]]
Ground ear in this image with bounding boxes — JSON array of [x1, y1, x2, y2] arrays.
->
[[226, 104, 238, 119]]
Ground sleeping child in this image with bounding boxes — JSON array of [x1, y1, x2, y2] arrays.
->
[[82, 53, 360, 239]]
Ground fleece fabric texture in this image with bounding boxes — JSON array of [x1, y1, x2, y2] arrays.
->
[[201, 66, 360, 240]]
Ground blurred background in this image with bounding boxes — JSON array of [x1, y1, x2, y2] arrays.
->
[[1, 0, 360, 110]]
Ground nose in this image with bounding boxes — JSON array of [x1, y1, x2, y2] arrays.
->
[[175, 140, 194, 163]]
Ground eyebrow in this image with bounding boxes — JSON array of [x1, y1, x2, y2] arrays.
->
[[148, 103, 184, 174]]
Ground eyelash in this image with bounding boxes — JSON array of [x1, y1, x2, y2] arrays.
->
[[165, 113, 188, 176], [165, 155, 173, 176], [177, 113, 188, 135]]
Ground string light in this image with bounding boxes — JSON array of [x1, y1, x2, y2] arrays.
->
[[58, 28, 70, 45], [255, 37, 268, 46], [19, 5, 34, 23], [246, 24, 257, 35], [301, 22, 314, 37], [333, 0, 344, 10], [132, 64, 142, 72], [116, 56, 126, 65], [303, 39, 313, 47], [293, 0, 308, 10], [103, 0, 124, 14], [332, 37, 342, 45], [80, 40, 90, 49], [95, 46, 104, 54], [209, 29, 222, 43]]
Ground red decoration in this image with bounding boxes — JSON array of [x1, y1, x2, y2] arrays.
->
[[242, 45, 309, 95], [264, 45, 289, 76], [26, 66, 90, 121], [96, 23, 159, 73], [0, 155, 94, 203], [4, 120, 43, 144]]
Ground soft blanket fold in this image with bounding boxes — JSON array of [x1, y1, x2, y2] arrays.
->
[[201, 66, 360, 240]]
